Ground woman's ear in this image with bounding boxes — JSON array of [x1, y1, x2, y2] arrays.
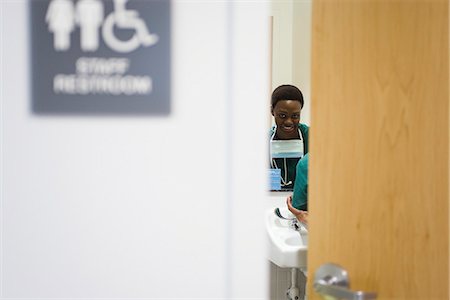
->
[[271, 107, 274, 116]]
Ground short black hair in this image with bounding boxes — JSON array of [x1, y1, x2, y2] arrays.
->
[[271, 84, 304, 109]]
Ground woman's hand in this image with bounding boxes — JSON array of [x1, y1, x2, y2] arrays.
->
[[286, 195, 308, 224]]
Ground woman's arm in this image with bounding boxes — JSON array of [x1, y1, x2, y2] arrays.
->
[[287, 195, 308, 224]]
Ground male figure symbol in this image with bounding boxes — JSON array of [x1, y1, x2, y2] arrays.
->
[[75, 0, 104, 52]]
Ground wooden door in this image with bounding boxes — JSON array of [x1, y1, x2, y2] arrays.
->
[[308, 1, 449, 299]]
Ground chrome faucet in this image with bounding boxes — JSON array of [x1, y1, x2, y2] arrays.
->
[[274, 207, 308, 231]]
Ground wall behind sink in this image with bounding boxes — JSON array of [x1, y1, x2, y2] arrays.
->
[[1, 1, 268, 298]]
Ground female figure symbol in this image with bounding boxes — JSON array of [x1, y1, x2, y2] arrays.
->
[[45, 0, 76, 51]]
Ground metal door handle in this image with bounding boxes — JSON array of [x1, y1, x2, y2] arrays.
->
[[314, 263, 377, 300]]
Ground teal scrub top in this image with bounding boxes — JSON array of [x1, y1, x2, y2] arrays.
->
[[292, 153, 309, 211], [269, 123, 309, 190]]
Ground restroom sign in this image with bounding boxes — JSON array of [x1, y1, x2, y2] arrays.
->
[[30, 0, 171, 115]]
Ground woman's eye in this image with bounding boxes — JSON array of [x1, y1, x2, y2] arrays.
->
[[278, 114, 286, 118], [292, 115, 300, 119]]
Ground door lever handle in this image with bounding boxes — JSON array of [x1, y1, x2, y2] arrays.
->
[[314, 263, 377, 300]]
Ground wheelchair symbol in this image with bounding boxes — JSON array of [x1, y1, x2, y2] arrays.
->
[[102, 0, 159, 53]]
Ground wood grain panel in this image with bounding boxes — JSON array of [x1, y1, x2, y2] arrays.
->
[[308, 1, 449, 299]]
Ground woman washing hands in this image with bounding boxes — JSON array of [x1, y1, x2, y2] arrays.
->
[[286, 153, 309, 224]]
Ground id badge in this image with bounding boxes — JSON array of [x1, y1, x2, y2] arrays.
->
[[269, 169, 281, 191]]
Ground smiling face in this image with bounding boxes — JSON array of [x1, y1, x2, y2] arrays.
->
[[272, 100, 301, 140]]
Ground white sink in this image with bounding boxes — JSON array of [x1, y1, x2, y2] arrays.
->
[[266, 207, 308, 269]]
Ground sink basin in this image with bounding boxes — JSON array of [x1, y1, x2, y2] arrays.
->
[[266, 207, 308, 269]]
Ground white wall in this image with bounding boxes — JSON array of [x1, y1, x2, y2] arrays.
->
[[228, 2, 269, 298], [271, 0, 293, 91], [292, 0, 312, 126], [0, 1, 268, 298], [270, 0, 311, 126]]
